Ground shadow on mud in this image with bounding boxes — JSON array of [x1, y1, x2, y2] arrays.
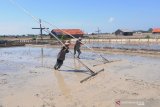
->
[[59, 70, 91, 75]]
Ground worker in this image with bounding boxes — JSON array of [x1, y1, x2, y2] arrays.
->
[[54, 40, 70, 70], [74, 37, 82, 59]]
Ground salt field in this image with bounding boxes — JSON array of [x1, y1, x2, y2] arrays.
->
[[85, 42, 160, 51], [1, 0, 160, 106], [0, 46, 160, 107], [0, 46, 160, 84]]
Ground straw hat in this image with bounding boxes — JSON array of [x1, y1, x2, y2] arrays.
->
[[78, 37, 82, 40], [64, 40, 70, 45]]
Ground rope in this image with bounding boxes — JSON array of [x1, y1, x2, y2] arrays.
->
[[9, 0, 40, 24], [9, 0, 109, 62], [9, 0, 48, 41], [42, 19, 109, 62], [8, 0, 95, 74]]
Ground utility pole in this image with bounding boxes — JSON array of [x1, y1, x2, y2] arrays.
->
[[96, 27, 101, 34], [32, 19, 49, 40], [95, 27, 101, 38]]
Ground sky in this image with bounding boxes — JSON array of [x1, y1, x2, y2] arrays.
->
[[0, 0, 160, 35]]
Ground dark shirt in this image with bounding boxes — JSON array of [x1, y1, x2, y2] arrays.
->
[[57, 46, 69, 60], [74, 40, 81, 50]]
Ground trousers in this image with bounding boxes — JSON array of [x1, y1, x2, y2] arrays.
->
[[74, 48, 81, 58], [54, 59, 63, 70]]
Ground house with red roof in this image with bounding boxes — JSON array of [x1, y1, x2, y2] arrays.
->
[[51, 29, 84, 38], [152, 28, 160, 34]]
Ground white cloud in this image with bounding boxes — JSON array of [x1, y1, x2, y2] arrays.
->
[[108, 17, 115, 23]]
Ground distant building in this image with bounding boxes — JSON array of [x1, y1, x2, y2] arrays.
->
[[133, 30, 148, 33], [115, 29, 133, 36], [51, 29, 84, 38], [152, 28, 160, 34]]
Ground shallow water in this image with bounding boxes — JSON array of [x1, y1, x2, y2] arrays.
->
[[0, 46, 160, 83], [85, 43, 160, 51]]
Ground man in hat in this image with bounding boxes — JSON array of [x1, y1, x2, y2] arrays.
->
[[54, 40, 70, 70], [74, 37, 82, 59]]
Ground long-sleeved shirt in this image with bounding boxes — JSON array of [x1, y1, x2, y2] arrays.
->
[[74, 40, 81, 50], [57, 46, 69, 60]]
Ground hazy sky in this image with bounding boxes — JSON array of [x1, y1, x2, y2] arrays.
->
[[0, 0, 160, 35]]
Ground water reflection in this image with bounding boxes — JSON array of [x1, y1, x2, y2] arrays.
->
[[41, 48, 44, 67], [73, 58, 81, 70], [84, 43, 160, 51], [54, 70, 72, 99], [1, 46, 160, 83]]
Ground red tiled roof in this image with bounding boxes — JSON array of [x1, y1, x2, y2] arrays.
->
[[152, 28, 160, 33], [52, 29, 84, 35]]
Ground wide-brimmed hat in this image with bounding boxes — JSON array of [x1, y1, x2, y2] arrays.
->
[[78, 37, 82, 40], [64, 40, 70, 45]]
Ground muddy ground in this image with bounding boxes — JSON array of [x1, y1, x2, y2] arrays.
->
[[0, 46, 160, 107]]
